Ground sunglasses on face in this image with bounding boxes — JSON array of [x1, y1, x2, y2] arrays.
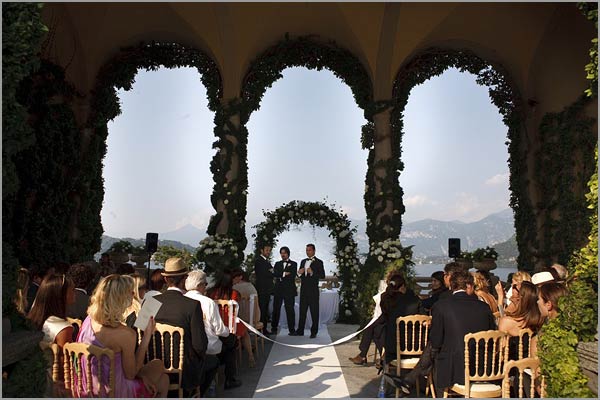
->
[[512, 284, 520, 293]]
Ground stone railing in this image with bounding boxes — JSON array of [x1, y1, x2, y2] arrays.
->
[[577, 334, 598, 395]]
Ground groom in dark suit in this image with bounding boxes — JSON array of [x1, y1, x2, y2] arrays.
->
[[254, 245, 274, 336], [296, 243, 326, 338], [271, 246, 298, 335]]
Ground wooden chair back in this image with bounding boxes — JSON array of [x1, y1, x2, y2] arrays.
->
[[461, 330, 507, 396], [39, 341, 62, 383], [502, 357, 545, 398], [214, 299, 239, 335], [142, 323, 185, 398], [67, 317, 83, 341], [238, 294, 261, 327], [517, 328, 534, 359], [63, 342, 115, 398], [396, 314, 431, 356]]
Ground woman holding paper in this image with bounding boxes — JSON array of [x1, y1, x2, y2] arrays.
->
[[76, 274, 169, 397]]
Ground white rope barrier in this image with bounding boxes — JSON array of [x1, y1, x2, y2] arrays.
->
[[235, 312, 380, 349]]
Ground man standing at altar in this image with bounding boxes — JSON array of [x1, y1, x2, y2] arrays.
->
[[255, 245, 274, 336], [272, 246, 298, 336], [296, 243, 326, 338]]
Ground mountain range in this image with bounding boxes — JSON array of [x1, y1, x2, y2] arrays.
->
[[100, 209, 517, 261]]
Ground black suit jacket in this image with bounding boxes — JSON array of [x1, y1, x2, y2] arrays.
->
[[298, 257, 325, 297], [273, 259, 297, 297], [153, 290, 208, 389], [430, 291, 496, 388], [254, 255, 274, 294]]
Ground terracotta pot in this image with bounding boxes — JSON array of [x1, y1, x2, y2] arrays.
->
[[473, 258, 497, 271], [455, 258, 473, 271]]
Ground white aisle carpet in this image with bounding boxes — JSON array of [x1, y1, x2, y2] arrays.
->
[[253, 326, 350, 398]]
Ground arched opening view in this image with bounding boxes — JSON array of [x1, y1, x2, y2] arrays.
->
[[246, 67, 368, 263], [100, 67, 216, 257], [399, 68, 516, 281]]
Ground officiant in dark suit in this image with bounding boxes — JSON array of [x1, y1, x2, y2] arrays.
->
[[271, 246, 297, 335], [254, 245, 274, 335], [296, 243, 326, 338]]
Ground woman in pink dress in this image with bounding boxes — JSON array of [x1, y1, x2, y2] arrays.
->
[[76, 274, 169, 397]]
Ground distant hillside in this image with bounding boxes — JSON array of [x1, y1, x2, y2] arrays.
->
[[98, 235, 196, 258], [399, 208, 515, 259], [492, 233, 518, 261]]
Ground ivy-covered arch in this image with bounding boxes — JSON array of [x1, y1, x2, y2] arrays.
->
[[252, 200, 362, 323], [205, 35, 377, 266], [389, 47, 534, 269], [83, 41, 223, 256]]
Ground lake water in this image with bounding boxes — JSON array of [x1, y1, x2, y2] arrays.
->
[[413, 263, 517, 282]]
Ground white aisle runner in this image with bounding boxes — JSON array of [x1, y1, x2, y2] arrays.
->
[[253, 326, 350, 398]]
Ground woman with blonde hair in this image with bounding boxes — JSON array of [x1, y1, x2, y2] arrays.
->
[[76, 274, 169, 397], [15, 267, 30, 315], [471, 271, 499, 313], [495, 270, 531, 314]]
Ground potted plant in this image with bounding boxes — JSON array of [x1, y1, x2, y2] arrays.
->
[[455, 251, 474, 270], [472, 246, 499, 271]]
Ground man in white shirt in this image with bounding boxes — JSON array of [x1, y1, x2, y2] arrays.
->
[[184, 270, 241, 390]]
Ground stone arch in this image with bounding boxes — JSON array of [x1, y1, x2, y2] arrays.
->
[[209, 35, 376, 261], [390, 46, 535, 269], [253, 200, 361, 322], [77, 41, 223, 257]]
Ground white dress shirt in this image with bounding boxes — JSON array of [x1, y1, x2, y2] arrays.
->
[[299, 258, 313, 276], [184, 290, 229, 355]]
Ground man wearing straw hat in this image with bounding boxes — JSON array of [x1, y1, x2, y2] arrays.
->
[[154, 257, 216, 397]]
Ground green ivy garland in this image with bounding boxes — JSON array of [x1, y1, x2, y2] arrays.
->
[[11, 61, 82, 267], [252, 200, 362, 323], [389, 47, 534, 269], [538, 147, 598, 398], [578, 2, 598, 98], [535, 95, 595, 266], [1, 4, 50, 396]]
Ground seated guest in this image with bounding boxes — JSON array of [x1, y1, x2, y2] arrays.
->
[[77, 274, 169, 397], [124, 273, 145, 327], [117, 263, 136, 275], [349, 269, 396, 366], [422, 271, 447, 311], [497, 281, 545, 360], [15, 267, 30, 315], [143, 268, 165, 300], [232, 268, 259, 366], [153, 258, 214, 397], [550, 263, 568, 283], [430, 269, 496, 395], [27, 273, 76, 381], [496, 271, 532, 314], [185, 270, 241, 389], [531, 269, 557, 286], [472, 271, 499, 313], [383, 261, 466, 394], [66, 263, 94, 321], [207, 270, 248, 344], [26, 265, 44, 313], [382, 273, 426, 365]]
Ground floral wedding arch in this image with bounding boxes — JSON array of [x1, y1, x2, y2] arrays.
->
[[252, 200, 361, 322]]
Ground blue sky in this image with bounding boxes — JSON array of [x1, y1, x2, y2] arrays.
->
[[101, 66, 510, 242]]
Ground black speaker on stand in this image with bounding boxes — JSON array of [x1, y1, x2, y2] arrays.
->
[[448, 238, 461, 259], [145, 233, 159, 282]]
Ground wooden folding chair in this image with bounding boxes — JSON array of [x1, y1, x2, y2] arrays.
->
[[238, 294, 265, 356], [140, 322, 185, 398], [387, 315, 432, 398], [502, 357, 546, 398], [63, 342, 116, 397], [443, 330, 507, 398]]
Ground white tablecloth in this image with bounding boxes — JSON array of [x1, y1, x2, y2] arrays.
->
[[273, 289, 339, 329]]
